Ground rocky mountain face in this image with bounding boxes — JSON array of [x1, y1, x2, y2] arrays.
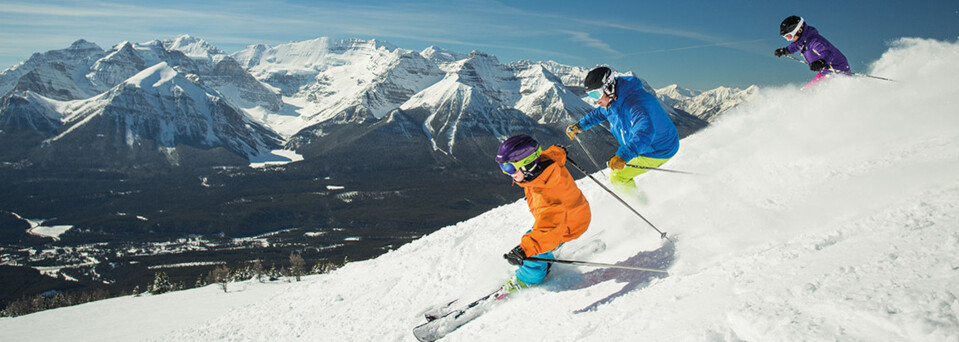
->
[[2, 61, 281, 168], [0, 40, 105, 101]]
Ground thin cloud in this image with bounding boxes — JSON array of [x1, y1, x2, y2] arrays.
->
[[559, 30, 622, 57], [0, 1, 216, 20]]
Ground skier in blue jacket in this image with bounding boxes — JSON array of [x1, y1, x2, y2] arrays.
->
[[566, 66, 679, 192]]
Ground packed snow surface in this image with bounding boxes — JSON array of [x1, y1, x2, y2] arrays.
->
[[2, 38, 958, 341]]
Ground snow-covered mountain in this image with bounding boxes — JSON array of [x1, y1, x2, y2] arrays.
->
[[0, 36, 285, 164], [0, 40, 106, 101], [1, 37, 956, 342], [3, 62, 281, 167], [655, 84, 702, 107], [395, 51, 548, 157], [656, 84, 759, 122], [232, 38, 446, 133]]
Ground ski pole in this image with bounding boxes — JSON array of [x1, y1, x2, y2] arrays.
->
[[574, 138, 603, 173], [785, 55, 895, 82], [624, 164, 701, 175], [566, 156, 672, 242], [525, 257, 669, 273], [566, 124, 604, 173]]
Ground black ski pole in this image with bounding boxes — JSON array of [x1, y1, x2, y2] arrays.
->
[[624, 164, 701, 175], [785, 55, 895, 82], [526, 256, 668, 273], [566, 156, 672, 242]]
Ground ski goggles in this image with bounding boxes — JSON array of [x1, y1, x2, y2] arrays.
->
[[782, 18, 804, 41], [586, 72, 615, 100], [498, 146, 542, 174], [586, 88, 604, 100]]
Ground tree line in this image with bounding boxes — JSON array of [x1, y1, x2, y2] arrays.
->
[[2, 252, 346, 317]]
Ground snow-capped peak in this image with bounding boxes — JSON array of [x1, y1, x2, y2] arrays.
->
[[420, 46, 468, 64], [68, 39, 102, 52], [657, 84, 701, 100], [164, 34, 225, 60], [656, 84, 758, 122], [124, 62, 196, 94]]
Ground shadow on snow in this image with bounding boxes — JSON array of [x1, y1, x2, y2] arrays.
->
[[546, 240, 675, 313]]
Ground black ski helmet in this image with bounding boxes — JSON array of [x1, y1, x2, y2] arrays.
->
[[780, 15, 804, 36], [584, 66, 611, 90], [584, 66, 616, 97]]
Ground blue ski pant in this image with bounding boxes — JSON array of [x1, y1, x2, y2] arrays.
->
[[515, 237, 564, 285], [515, 249, 554, 285]]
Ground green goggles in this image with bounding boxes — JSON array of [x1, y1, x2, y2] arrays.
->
[[499, 146, 542, 174]]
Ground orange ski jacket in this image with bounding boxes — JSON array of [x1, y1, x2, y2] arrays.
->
[[514, 146, 591, 256]]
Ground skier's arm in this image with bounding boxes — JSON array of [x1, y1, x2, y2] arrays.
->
[[578, 107, 608, 131], [520, 205, 567, 256], [786, 40, 801, 54]]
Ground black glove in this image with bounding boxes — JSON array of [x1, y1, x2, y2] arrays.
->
[[774, 48, 789, 57], [809, 59, 829, 71], [503, 245, 527, 266]]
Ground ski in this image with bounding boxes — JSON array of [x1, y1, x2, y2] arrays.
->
[[413, 288, 508, 341], [423, 298, 460, 321]]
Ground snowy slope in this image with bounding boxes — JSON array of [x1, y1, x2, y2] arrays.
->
[[2, 38, 958, 342]]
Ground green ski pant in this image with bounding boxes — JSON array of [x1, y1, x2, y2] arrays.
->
[[609, 155, 671, 190]]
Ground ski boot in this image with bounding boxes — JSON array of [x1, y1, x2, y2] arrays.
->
[[495, 277, 531, 299]]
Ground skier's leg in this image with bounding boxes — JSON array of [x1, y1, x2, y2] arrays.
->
[[804, 72, 826, 89], [514, 250, 555, 285], [609, 156, 670, 194]]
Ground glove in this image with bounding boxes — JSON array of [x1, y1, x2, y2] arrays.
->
[[503, 245, 527, 266], [566, 123, 582, 140], [774, 48, 789, 57], [809, 59, 829, 71], [609, 155, 626, 170]]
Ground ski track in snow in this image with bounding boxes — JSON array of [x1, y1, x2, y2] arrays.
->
[[2, 38, 959, 342]]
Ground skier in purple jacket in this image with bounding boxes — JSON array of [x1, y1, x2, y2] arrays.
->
[[774, 16, 850, 87]]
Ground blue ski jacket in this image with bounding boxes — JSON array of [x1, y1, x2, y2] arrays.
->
[[578, 76, 679, 161]]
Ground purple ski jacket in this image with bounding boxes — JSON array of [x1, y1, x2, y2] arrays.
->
[[786, 24, 850, 75]]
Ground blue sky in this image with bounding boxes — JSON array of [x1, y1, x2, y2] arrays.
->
[[1, 0, 957, 90]]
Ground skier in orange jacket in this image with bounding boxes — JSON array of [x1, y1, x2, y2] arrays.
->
[[496, 135, 591, 292]]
